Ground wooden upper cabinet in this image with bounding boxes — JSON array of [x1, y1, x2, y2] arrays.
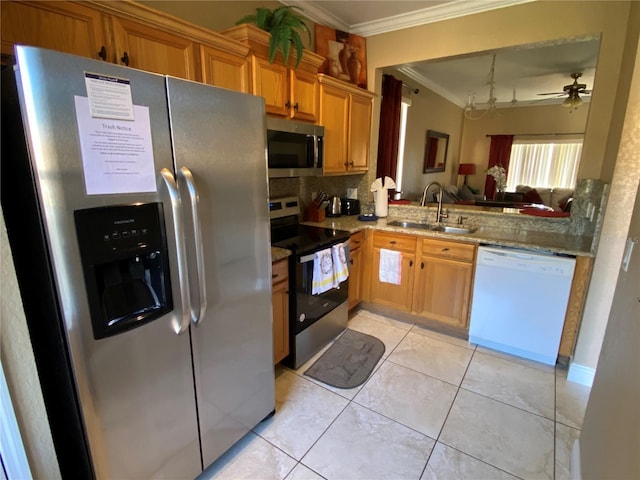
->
[[109, 16, 199, 81], [349, 90, 373, 171], [222, 24, 323, 121], [318, 74, 375, 175], [319, 83, 350, 174], [252, 56, 289, 116], [1, 1, 107, 63], [289, 67, 319, 122], [2, 1, 250, 89], [200, 45, 249, 93]]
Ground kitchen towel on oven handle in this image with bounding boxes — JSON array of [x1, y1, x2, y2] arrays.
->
[[379, 248, 402, 285], [332, 242, 349, 285], [312, 248, 335, 294]]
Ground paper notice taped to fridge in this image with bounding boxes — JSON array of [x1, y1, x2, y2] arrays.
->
[[84, 72, 134, 121], [74, 95, 157, 195]]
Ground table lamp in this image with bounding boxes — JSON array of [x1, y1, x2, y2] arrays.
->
[[458, 163, 476, 186]]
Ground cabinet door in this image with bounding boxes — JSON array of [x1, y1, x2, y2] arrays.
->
[[200, 45, 249, 93], [348, 245, 362, 310], [414, 256, 473, 328], [1, 1, 106, 62], [110, 16, 198, 80], [348, 92, 373, 171], [289, 68, 318, 122], [271, 259, 289, 364], [370, 248, 415, 312], [252, 56, 288, 116], [319, 84, 350, 174]]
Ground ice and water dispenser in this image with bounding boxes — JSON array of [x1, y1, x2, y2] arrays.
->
[[74, 203, 173, 339]]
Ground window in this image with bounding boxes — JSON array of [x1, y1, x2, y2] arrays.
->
[[394, 97, 411, 198], [506, 138, 582, 191]]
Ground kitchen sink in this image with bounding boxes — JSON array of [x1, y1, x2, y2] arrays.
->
[[432, 225, 477, 234], [387, 220, 434, 230], [387, 220, 476, 234]]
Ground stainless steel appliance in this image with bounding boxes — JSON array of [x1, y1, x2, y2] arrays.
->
[[1, 46, 275, 478], [341, 198, 361, 216], [326, 196, 342, 217], [269, 197, 350, 369], [267, 117, 324, 177]]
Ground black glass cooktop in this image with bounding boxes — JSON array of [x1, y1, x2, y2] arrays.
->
[[271, 222, 350, 255]]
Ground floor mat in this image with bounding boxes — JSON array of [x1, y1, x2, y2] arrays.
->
[[304, 329, 385, 389]]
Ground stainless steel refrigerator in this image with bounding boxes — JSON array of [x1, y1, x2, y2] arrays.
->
[[1, 46, 275, 478]]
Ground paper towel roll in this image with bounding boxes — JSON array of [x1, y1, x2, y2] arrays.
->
[[374, 190, 388, 217]]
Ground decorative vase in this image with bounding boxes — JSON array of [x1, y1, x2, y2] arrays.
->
[[347, 48, 361, 85], [328, 59, 339, 78], [338, 41, 349, 75]]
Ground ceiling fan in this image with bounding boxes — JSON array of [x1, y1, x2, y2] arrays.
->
[[537, 73, 591, 107]]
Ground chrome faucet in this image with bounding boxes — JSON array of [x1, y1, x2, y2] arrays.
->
[[420, 181, 448, 223]]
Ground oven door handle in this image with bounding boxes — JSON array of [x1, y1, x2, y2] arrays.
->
[[299, 239, 350, 263]]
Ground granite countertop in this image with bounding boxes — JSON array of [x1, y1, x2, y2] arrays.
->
[[271, 246, 292, 262], [301, 216, 594, 257]]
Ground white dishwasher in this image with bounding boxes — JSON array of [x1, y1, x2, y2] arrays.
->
[[469, 246, 576, 365]]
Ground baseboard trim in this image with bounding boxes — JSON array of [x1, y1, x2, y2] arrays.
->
[[567, 362, 595, 386], [570, 438, 582, 480]]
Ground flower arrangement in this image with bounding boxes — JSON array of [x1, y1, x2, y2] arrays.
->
[[486, 164, 507, 192]]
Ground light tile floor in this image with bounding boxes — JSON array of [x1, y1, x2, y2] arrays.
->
[[202, 309, 591, 480]]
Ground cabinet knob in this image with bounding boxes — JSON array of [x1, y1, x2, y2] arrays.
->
[[293, 102, 299, 111], [349, 161, 354, 167], [121, 51, 130, 66], [409, 260, 413, 267], [285, 101, 291, 109], [389, 240, 397, 245], [98, 46, 107, 61], [349, 259, 354, 265], [421, 262, 424, 269], [442, 248, 450, 252], [272, 273, 278, 279]]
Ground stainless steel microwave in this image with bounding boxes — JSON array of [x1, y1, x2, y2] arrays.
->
[[267, 117, 324, 178]]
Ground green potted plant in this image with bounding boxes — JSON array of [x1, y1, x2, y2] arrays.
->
[[236, 6, 311, 68]]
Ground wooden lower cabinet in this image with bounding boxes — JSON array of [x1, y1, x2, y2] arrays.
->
[[366, 230, 476, 328], [369, 231, 417, 312], [271, 258, 289, 364], [348, 231, 364, 310], [414, 238, 476, 329]]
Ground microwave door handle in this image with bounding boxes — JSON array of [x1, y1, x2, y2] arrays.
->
[[160, 168, 191, 335], [313, 135, 319, 168], [179, 166, 207, 326]]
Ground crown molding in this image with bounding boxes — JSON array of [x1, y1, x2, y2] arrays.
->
[[281, 0, 350, 33], [397, 66, 466, 107], [283, 0, 535, 37]]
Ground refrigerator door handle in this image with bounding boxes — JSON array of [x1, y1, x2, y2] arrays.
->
[[179, 166, 208, 325], [160, 167, 191, 334]]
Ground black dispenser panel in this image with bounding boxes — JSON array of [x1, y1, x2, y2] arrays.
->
[[74, 203, 173, 339]]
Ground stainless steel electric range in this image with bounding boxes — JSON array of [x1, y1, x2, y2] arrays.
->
[[270, 197, 351, 369]]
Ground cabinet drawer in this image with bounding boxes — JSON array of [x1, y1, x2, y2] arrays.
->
[[271, 258, 289, 285], [421, 238, 475, 262], [350, 231, 364, 251], [373, 231, 416, 253]]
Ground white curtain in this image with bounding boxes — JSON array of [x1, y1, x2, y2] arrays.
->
[[506, 139, 582, 190]]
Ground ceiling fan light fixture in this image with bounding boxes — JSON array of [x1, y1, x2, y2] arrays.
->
[[562, 91, 583, 108]]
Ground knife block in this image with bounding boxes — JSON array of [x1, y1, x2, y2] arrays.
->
[[304, 201, 326, 222]]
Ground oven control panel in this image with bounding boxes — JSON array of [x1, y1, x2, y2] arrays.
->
[[269, 196, 300, 219]]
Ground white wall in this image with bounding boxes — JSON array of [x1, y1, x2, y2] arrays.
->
[[1, 210, 61, 478], [570, 6, 640, 382]]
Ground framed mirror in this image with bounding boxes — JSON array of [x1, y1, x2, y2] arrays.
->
[[423, 130, 449, 173]]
